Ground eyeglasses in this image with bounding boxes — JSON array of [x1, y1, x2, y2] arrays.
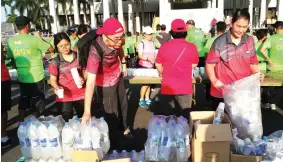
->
[[105, 35, 125, 44], [57, 43, 70, 49]]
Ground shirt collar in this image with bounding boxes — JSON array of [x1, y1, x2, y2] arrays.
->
[[96, 36, 117, 54], [59, 51, 77, 63], [226, 29, 249, 45]]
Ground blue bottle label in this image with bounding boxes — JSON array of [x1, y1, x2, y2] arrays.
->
[[31, 138, 40, 147], [49, 138, 58, 147], [40, 138, 47, 147], [162, 137, 169, 146], [25, 138, 31, 147]]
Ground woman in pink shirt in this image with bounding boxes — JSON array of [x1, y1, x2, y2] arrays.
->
[[138, 26, 156, 108]]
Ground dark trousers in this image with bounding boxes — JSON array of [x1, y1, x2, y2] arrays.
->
[[126, 55, 136, 68], [57, 100, 84, 122], [262, 87, 283, 104], [197, 57, 205, 67], [96, 78, 129, 130], [211, 96, 224, 111]]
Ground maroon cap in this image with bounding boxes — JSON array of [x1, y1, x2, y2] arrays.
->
[[97, 18, 124, 35], [171, 19, 187, 32]]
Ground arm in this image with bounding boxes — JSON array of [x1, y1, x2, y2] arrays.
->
[[250, 64, 259, 74], [82, 72, 96, 124], [119, 49, 127, 76], [260, 45, 272, 66], [155, 63, 163, 76], [50, 75, 60, 90]]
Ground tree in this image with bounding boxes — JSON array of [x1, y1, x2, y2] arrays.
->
[[1, 0, 12, 18], [33, 0, 49, 29], [11, 0, 35, 17], [56, 0, 72, 27], [6, 14, 17, 23]]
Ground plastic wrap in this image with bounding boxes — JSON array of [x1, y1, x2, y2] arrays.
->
[[222, 73, 263, 139]]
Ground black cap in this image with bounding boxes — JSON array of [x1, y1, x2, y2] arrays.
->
[[274, 21, 283, 29], [186, 20, 195, 26], [15, 16, 30, 28]]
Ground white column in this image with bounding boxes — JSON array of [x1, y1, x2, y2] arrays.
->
[[207, 0, 211, 8], [90, 0, 97, 28], [135, 1, 140, 33], [128, 2, 134, 34], [249, 0, 253, 27], [103, 0, 110, 21], [218, 0, 224, 15], [73, 0, 80, 24], [118, 0, 124, 28], [278, 0, 283, 21], [49, 0, 58, 33], [212, 0, 216, 8], [260, 0, 266, 27]]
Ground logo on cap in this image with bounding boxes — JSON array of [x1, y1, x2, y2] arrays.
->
[[115, 28, 123, 33]]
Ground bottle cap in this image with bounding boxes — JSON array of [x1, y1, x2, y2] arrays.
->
[[100, 117, 105, 121], [65, 122, 69, 126], [91, 123, 96, 127], [218, 102, 225, 110]]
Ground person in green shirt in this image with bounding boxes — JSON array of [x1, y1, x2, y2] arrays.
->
[[260, 21, 283, 110], [7, 16, 54, 121], [67, 27, 79, 50], [185, 19, 206, 67], [123, 32, 137, 68], [204, 21, 226, 56]]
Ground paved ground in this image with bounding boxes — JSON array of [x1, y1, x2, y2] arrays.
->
[[2, 83, 283, 161]]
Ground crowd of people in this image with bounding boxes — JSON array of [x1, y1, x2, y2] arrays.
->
[[1, 9, 283, 150]]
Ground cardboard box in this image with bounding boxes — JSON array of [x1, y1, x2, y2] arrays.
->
[[190, 111, 233, 162], [231, 154, 263, 162], [101, 158, 131, 162], [72, 150, 99, 162]]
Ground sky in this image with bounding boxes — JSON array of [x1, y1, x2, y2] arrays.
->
[[1, 6, 11, 23]]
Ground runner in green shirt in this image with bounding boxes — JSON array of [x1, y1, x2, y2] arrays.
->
[[185, 20, 206, 67], [7, 16, 54, 121], [204, 21, 226, 56], [123, 32, 137, 68]]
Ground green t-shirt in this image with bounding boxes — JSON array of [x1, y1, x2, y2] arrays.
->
[[70, 37, 79, 50], [204, 36, 217, 55], [7, 34, 50, 83], [263, 33, 283, 72], [255, 41, 266, 62], [123, 36, 136, 55], [186, 28, 206, 57]]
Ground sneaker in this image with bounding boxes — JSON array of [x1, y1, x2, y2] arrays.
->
[[270, 104, 277, 110], [124, 128, 133, 139], [139, 100, 148, 109], [1, 139, 12, 148], [145, 98, 153, 105], [151, 88, 156, 92], [261, 103, 270, 109]]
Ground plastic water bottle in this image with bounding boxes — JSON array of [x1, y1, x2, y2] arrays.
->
[[120, 150, 129, 158], [37, 122, 51, 159], [97, 117, 110, 154], [177, 116, 191, 156], [28, 121, 41, 160], [72, 119, 82, 149], [159, 118, 170, 161], [138, 150, 145, 162], [17, 122, 31, 159], [48, 121, 62, 160], [109, 150, 119, 159], [62, 122, 74, 161], [90, 124, 103, 160], [168, 117, 177, 161], [175, 122, 189, 162], [145, 119, 161, 161], [81, 124, 92, 150], [213, 102, 225, 124], [130, 150, 139, 162]]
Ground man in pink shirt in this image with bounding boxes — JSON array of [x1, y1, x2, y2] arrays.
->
[[155, 19, 199, 119], [206, 9, 264, 110]]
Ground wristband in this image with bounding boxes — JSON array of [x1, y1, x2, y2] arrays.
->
[[121, 62, 127, 64]]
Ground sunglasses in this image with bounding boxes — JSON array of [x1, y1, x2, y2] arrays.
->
[[105, 35, 125, 44]]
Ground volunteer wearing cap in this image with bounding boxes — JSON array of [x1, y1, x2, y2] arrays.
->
[[260, 21, 283, 110], [155, 19, 199, 119], [138, 26, 156, 108], [206, 9, 264, 110], [7, 16, 54, 121], [81, 18, 132, 138], [185, 20, 206, 67]]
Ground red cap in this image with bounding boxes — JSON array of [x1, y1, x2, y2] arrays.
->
[[171, 19, 186, 32], [97, 18, 124, 35]]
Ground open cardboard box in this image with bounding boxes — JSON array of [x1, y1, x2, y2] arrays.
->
[[231, 154, 263, 162], [72, 150, 99, 162], [190, 111, 233, 162]]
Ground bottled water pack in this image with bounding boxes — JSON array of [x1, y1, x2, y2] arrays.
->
[[127, 68, 159, 77], [145, 115, 191, 162], [106, 150, 147, 162]]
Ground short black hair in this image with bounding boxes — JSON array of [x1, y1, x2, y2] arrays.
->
[[255, 29, 267, 40], [53, 32, 71, 53], [170, 31, 187, 39], [77, 24, 88, 36], [126, 32, 132, 37], [161, 24, 166, 31], [232, 9, 250, 24], [216, 21, 226, 33], [156, 24, 161, 31], [274, 21, 283, 29]]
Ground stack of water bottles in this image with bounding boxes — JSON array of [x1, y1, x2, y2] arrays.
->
[[145, 115, 191, 162], [17, 116, 65, 162], [127, 68, 159, 77], [263, 130, 283, 162], [104, 150, 146, 162]]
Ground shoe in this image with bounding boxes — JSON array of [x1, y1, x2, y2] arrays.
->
[[261, 103, 270, 109], [1, 139, 12, 148], [139, 100, 148, 109], [124, 128, 133, 139], [151, 88, 156, 92], [270, 104, 276, 110], [145, 98, 153, 105]]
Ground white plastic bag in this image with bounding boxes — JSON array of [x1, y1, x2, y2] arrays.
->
[[222, 73, 263, 140]]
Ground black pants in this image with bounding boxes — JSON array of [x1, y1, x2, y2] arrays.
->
[[262, 87, 283, 104], [153, 94, 192, 121], [211, 96, 224, 111], [19, 79, 45, 113], [197, 57, 205, 67], [1, 80, 11, 112], [126, 54, 136, 68], [96, 78, 129, 130], [57, 100, 84, 122]]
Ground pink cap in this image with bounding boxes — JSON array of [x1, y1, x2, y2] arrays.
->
[[171, 19, 187, 32], [97, 18, 124, 35]]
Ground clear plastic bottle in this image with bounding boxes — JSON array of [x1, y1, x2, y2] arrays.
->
[[213, 102, 225, 124], [130, 150, 139, 162], [28, 121, 41, 160], [97, 117, 110, 154], [159, 118, 170, 161], [90, 124, 103, 160], [17, 122, 31, 159], [81, 124, 92, 150], [145, 119, 161, 161], [38, 122, 51, 160], [120, 150, 129, 158], [175, 122, 189, 162], [168, 116, 177, 161], [177, 116, 191, 157], [62, 122, 74, 161], [48, 121, 63, 160], [72, 119, 82, 149]]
